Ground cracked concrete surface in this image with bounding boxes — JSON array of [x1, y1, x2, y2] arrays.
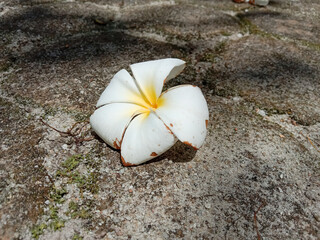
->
[[0, 0, 319, 239]]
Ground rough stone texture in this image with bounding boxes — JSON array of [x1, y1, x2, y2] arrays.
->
[[1, 0, 319, 239]]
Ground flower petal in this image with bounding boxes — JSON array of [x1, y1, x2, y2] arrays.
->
[[120, 112, 177, 166], [155, 85, 209, 149], [96, 69, 148, 108], [90, 103, 147, 149], [130, 58, 186, 106]]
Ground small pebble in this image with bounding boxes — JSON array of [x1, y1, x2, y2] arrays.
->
[[256, 109, 266, 117], [312, 212, 320, 222]]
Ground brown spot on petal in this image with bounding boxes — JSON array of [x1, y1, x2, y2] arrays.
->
[[205, 120, 208, 128], [150, 152, 158, 157], [121, 156, 136, 167], [164, 123, 173, 134], [113, 138, 121, 149], [170, 123, 173, 127], [183, 141, 199, 150]]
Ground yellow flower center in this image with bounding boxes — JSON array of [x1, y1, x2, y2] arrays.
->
[[140, 85, 165, 111]]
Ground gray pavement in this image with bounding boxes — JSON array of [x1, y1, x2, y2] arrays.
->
[[0, 0, 319, 239]]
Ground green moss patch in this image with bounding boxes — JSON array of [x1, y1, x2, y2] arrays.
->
[[31, 223, 47, 239], [62, 154, 84, 172], [72, 234, 83, 240], [30, 152, 101, 238], [50, 187, 68, 204], [67, 201, 92, 219], [57, 154, 100, 194]]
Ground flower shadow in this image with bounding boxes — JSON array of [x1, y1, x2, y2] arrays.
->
[[93, 131, 196, 166], [149, 141, 197, 164]]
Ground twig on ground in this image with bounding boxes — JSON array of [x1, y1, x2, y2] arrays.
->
[[40, 118, 69, 135], [300, 131, 320, 153], [40, 119, 94, 144], [254, 201, 266, 240], [75, 136, 95, 144]]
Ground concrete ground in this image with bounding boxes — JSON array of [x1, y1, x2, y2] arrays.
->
[[0, 0, 319, 239]]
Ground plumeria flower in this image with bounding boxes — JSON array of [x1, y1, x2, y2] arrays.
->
[[90, 58, 209, 166]]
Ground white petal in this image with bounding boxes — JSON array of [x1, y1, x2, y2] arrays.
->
[[155, 85, 209, 149], [96, 69, 148, 108], [120, 112, 177, 166], [130, 58, 185, 107], [90, 103, 147, 149]]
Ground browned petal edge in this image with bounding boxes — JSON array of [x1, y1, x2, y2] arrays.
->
[[183, 141, 199, 150], [205, 119, 208, 128], [121, 156, 136, 167], [163, 77, 167, 84], [164, 123, 174, 134], [113, 138, 121, 149], [150, 152, 158, 157]]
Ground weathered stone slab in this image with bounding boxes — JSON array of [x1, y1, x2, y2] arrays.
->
[[207, 35, 320, 126], [0, 0, 319, 239]]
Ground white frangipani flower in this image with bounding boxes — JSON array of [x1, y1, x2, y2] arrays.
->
[[90, 58, 209, 166]]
